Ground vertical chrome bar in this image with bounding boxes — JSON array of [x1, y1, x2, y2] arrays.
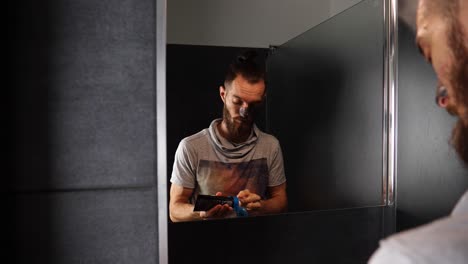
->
[[383, 0, 398, 206], [156, 0, 168, 263], [388, 0, 398, 206], [382, 0, 389, 205]]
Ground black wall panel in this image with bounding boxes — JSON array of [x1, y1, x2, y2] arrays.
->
[[397, 20, 468, 231], [11, 190, 157, 264], [170, 206, 387, 264], [266, 0, 383, 211]]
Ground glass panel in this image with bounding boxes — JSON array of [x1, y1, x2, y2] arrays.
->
[[266, 0, 384, 212]]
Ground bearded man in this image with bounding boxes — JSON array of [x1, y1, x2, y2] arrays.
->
[[169, 51, 287, 222], [369, 0, 468, 263]]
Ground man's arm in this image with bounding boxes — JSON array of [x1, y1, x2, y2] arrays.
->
[[262, 182, 288, 214], [237, 182, 287, 216], [169, 183, 201, 222], [169, 183, 234, 222], [245, 137, 288, 215]]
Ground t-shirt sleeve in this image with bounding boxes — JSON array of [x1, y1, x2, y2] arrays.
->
[[369, 215, 468, 264], [368, 240, 414, 264], [452, 190, 468, 216], [170, 139, 197, 188], [268, 139, 286, 187]]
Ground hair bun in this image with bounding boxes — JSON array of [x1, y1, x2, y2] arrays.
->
[[237, 50, 258, 63]]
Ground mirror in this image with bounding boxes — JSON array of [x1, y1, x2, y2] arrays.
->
[[166, 0, 386, 222]]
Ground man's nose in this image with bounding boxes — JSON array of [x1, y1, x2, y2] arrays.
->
[[239, 105, 249, 118], [436, 85, 449, 108]]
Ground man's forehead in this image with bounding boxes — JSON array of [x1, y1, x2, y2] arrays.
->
[[415, 9, 429, 46], [418, 0, 453, 19], [229, 76, 265, 101], [416, 0, 442, 40], [417, 0, 434, 25]]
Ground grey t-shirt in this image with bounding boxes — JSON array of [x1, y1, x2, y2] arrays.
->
[[170, 119, 286, 202], [368, 190, 468, 264]]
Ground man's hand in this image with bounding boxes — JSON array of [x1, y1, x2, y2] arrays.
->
[[236, 184, 288, 216], [237, 189, 262, 211], [199, 192, 234, 219]]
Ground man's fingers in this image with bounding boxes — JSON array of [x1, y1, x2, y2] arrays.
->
[[205, 204, 233, 218], [205, 204, 222, 217], [239, 193, 261, 204], [216, 204, 233, 216], [246, 201, 262, 210], [237, 189, 251, 198], [237, 189, 261, 204]]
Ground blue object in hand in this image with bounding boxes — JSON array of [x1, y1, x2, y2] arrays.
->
[[231, 196, 249, 217]]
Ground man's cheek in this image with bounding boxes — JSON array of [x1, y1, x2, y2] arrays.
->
[[433, 60, 451, 84]]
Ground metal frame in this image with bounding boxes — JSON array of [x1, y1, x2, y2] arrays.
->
[[156, 0, 168, 263], [383, 0, 398, 206]]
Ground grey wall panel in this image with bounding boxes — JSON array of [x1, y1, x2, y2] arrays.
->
[[11, 0, 155, 191], [9, 0, 159, 263], [11, 189, 157, 264], [266, 0, 383, 211], [397, 21, 468, 230]]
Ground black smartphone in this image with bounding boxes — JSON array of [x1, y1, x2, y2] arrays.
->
[[193, 195, 234, 211]]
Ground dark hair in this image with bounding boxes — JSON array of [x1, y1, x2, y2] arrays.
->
[[224, 50, 265, 88]]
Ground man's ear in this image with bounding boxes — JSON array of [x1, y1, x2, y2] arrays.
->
[[220, 85, 227, 103]]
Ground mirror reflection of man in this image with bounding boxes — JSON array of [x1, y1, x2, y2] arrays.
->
[[169, 51, 287, 222], [369, 0, 468, 263]]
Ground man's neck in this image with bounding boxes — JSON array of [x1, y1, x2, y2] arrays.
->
[[218, 120, 251, 144]]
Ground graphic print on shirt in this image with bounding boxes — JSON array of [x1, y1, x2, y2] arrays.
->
[[197, 158, 269, 198]]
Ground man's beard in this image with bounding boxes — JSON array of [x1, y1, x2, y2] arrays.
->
[[448, 17, 468, 166], [223, 106, 253, 142]]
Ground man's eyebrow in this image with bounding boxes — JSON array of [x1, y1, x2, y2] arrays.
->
[[232, 95, 262, 104]]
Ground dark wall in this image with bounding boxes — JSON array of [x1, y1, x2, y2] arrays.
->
[[397, 20, 468, 231], [266, 0, 383, 211], [170, 206, 390, 264], [9, 1, 158, 263]]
